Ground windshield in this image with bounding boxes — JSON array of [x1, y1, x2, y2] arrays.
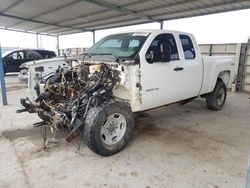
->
[[87, 32, 149, 58]]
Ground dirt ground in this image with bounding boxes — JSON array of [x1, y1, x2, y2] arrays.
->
[[0, 75, 250, 188]]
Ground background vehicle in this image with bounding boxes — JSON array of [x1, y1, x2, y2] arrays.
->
[[19, 30, 234, 156], [2, 49, 56, 75]]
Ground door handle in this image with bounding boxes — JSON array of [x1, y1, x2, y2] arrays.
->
[[174, 67, 184, 71]]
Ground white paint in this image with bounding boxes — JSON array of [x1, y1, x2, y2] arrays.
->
[[25, 30, 234, 112], [134, 30, 233, 111]]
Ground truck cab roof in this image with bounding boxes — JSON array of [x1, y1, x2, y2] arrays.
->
[[111, 29, 194, 37]]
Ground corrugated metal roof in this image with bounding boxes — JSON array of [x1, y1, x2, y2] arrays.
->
[[0, 0, 249, 36]]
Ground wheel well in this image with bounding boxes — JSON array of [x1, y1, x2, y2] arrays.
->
[[217, 70, 230, 85]]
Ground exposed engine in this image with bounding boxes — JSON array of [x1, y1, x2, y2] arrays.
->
[[20, 63, 121, 148]]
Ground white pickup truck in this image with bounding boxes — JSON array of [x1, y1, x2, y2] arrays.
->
[[20, 30, 234, 156]]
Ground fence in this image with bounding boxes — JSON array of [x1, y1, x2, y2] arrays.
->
[[199, 43, 250, 92]]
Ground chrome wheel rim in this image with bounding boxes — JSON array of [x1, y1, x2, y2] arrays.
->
[[216, 87, 225, 106], [101, 113, 127, 145]]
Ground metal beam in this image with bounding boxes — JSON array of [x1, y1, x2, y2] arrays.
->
[[57, 35, 60, 56], [8, 0, 83, 28], [60, 0, 250, 34], [36, 34, 39, 49], [0, 0, 25, 14], [56, 0, 153, 25], [92, 30, 95, 44], [2, 0, 247, 36], [59, 21, 153, 35], [26, 24, 47, 32], [67, 0, 198, 29], [5, 0, 160, 32], [80, 18, 151, 31], [57, 0, 201, 30], [153, 0, 250, 20], [68, 14, 138, 28], [34, 26, 89, 34], [0, 13, 90, 33], [136, 0, 250, 19], [0, 45, 7, 105], [160, 21, 164, 29], [81, 0, 161, 23], [70, 0, 249, 30], [0, 27, 57, 37], [83, 0, 250, 31], [58, 30, 87, 36]]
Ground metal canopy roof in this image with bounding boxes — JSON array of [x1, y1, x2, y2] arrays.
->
[[0, 0, 250, 36]]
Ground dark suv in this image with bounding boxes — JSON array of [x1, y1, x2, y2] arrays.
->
[[2, 49, 56, 74]]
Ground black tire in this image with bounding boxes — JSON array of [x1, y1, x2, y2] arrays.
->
[[84, 100, 134, 156], [206, 80, 227, 111]]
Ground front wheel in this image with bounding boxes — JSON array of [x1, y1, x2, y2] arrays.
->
[[206, 80, 227, 111], [84, 100, 134, 156]]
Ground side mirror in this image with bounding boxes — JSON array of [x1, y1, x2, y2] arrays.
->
[[160, 43, 171, 62], [145, 50, 154, 64]]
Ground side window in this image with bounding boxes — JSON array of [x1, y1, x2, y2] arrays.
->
[[146, 33, 179, 63], [47, 51, 56, 58], [25, 50, 42, 60], [6, 51, 24, 60], [180, 35, 196, 59]]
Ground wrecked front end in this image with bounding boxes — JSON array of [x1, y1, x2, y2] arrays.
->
[[18, 62, 125, 148]]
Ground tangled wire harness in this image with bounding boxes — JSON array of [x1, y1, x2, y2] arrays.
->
[[34, 63, 120, 146]]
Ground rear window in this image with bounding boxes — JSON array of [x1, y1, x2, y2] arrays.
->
[[179, 35, 196, 59]]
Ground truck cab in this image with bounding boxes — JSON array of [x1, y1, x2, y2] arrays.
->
[[88, 30, 233, 112]]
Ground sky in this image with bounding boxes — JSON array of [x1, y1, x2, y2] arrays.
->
[[0, 9, 250, 52]]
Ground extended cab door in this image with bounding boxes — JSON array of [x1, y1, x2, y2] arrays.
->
[[177, 34, 203, 99], [140, 32, 203, 111]]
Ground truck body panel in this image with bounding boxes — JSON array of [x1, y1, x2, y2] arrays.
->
[[199, 56, 234, 95]]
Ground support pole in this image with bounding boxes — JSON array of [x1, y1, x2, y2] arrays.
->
[[36, 33, 39, 49], [57, 35, 60, 56], [160, 21, 164, 30], [231, 43, 242, 92], [0, 44, 8, 105], [92, 30, 96, 44]]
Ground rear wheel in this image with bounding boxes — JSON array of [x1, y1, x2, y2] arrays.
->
[[84, 100, 134, 156], [206, 80, 227, 111]]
